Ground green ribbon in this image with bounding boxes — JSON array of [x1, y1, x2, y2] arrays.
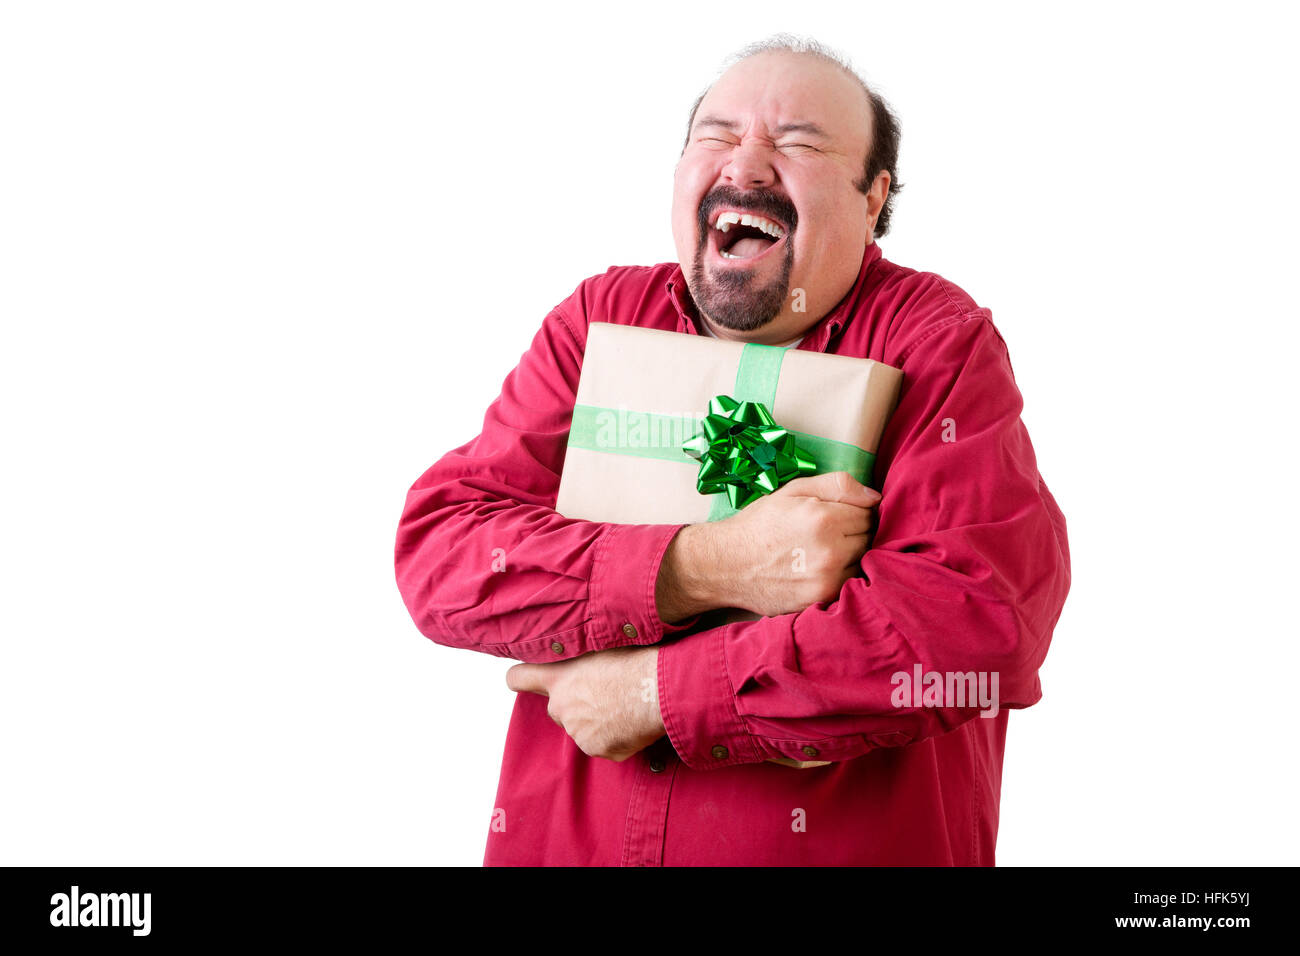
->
[[682, 394, 817, 510]]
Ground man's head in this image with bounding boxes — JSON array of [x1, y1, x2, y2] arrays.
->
[[671, 35, 902, 344]]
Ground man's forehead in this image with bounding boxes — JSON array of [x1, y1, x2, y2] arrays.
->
[[694, 52, 869, 142]]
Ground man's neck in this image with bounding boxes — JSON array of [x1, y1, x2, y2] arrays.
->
[[697, 314, 806, 347]]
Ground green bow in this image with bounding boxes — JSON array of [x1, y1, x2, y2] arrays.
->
[[681, 394, 818, 510]]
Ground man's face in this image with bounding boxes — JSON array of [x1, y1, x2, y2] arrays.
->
[[671, 51, 889, 344]]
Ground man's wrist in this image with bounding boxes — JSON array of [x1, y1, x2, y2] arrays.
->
[[655, 523, 733, 622]]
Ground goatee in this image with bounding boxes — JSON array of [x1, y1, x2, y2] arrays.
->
[[687, 186, 797, 333]]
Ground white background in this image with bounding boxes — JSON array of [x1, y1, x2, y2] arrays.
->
[[3, 0, 1297, 866]]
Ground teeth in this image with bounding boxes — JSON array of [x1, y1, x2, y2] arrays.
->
[[712, 210, 785, 239]]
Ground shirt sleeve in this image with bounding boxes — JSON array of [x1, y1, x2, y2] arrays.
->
[[394, 281, 702, 663], [656, 308, 1072, 769]]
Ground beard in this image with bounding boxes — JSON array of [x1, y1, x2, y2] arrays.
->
[[686, 186, 797, 333]]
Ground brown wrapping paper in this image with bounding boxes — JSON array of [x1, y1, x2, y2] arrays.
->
[[555, 322, 903, 768]]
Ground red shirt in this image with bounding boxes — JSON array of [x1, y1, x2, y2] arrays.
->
[[394, 242, 1071, 866]]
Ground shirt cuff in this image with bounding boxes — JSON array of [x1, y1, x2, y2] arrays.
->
[[657, 619, 886, 769], [587, 522, 703, 651], [656, 624, 761, 770]]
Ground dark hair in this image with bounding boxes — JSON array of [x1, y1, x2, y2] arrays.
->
[[857, 88, 903, 237], [680, 35, 904, 238]]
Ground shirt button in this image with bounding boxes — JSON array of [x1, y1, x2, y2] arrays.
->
[[648, 758, 666, 773], [711, 745, 729, 760], [621, 622, 638, 639], [550, 641, 564, 655], [801, 745, 820, 758]]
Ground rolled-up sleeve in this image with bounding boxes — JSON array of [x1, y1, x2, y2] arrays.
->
[[394, 280, 701, 663], [657, 309, 1071, 769]]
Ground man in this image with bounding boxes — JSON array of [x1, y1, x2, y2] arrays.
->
[[394, 35, 1070, 866]]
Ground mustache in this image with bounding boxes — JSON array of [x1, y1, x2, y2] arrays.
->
[[696, 185, 798, 234]]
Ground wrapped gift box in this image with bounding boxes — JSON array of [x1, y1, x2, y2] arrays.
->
[[555, 321, 903, 767]]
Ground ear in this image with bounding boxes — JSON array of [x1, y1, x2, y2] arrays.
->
[[865, 170, 891, 232]]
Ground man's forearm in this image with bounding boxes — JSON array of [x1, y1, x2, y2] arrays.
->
[[655, 523, 734, 623]]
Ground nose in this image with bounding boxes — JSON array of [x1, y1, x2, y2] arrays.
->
[[721, 140, 776, 190]]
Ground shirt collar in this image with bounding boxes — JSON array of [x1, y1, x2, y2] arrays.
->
[[664, 242, 883, 353]]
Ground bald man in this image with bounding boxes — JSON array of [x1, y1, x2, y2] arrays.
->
[[396, 35, 1070, 866]]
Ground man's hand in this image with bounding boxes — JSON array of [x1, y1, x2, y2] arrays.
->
[[656, 471, 881, 620], [505, 647, 664, 762]]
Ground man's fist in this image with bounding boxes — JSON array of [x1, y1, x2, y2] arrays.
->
[[721, 471, 880, 616], [505, 647, 664, 762], [655, 471, 881, 622]]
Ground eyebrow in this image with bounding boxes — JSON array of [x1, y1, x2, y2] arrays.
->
[[773, 121, 829, 138], [693, 115, 830, 139]]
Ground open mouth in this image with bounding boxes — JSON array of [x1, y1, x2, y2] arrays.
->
[[707, 209, 789, 264]]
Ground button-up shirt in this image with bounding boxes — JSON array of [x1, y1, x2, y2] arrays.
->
[[394, 241, 1071, 865]]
